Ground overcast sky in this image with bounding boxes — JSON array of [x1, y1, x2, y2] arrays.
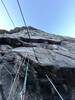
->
[[0, 0, 75, 37]]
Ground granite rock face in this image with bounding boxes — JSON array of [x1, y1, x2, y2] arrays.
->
[[0, 26, 75, 100]]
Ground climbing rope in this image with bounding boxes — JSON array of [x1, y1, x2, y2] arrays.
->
[[1, 0, 15, 28], [21, 58, 29, 100], [16, 0, 39, 63], [16, 0, 26, 27], [3, 64, 13, 77], [16, 0, 30, 38], [46, 74, 64, 100], [7, 58, 25, 100], [1, 1, 64, 99]]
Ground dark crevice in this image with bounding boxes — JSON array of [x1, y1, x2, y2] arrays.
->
[[0, 37, 61, 48], [0, 37, 36, 48], [20, 37, 61, 45]]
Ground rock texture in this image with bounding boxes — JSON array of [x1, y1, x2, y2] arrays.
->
[[0, 26, 75, 100]]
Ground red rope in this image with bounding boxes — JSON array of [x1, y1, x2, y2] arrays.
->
[[22, 95, 24, 100]]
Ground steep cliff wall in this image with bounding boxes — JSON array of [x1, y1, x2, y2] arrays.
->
[[0, 26, 75, 100]]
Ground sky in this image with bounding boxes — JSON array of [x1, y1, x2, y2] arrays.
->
[[0, 0, 75, 37]]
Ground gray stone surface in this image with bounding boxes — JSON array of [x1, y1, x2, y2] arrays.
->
[[0, 26, 75, 100]]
